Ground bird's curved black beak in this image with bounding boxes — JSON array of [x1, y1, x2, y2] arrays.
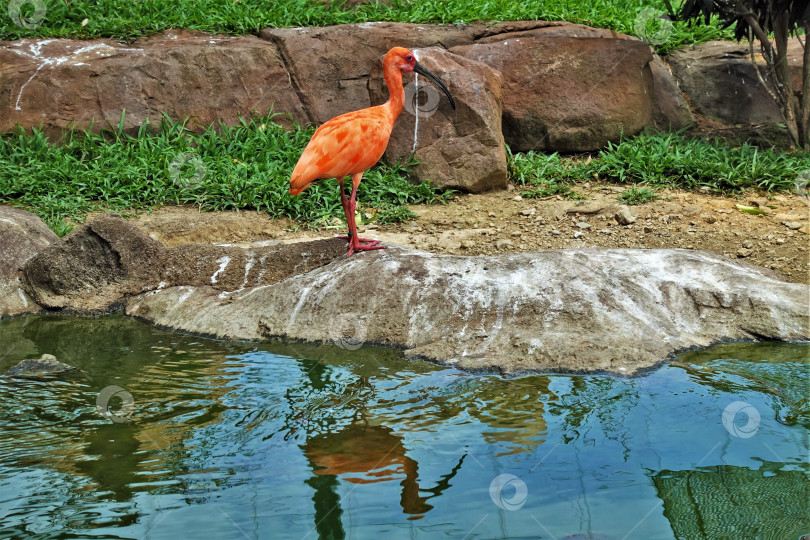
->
[[413, 62, 456, 110]]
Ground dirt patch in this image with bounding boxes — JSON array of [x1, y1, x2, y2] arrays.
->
[[121, 184, 810, 284]]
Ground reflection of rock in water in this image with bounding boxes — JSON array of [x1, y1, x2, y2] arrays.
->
[[652, 462, 810, 538], [675, 342, 810, 429]]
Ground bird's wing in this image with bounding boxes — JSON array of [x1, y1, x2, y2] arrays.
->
[[290, 108, 392, 189]]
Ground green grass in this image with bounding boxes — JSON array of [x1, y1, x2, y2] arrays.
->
[[618, 185, 659, 205], [0, 112, 451, 235], [4, 122, 806, 238], [509, 130, 810, 196], [1, 0, 732, 52]]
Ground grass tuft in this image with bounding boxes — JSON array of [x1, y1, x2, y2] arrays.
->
[[618, 185, 659, 205]]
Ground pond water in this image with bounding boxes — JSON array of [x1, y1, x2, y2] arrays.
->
[[0, 315, 807, 539]]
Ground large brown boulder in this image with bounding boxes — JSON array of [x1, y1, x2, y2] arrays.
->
[[466, 21, 694, 132], [452, 35, 656, 152], [667, 39, 803, 125], [126, 246, 809, 375], [0, 206, 57, 318], [0, 29, 307, 138], [258, 22, 475, 126], [368, 47, 507, 193]]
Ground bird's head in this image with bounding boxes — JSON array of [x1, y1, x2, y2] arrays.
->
[[385, 47, 456, 110]]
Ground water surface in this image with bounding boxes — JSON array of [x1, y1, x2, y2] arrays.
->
[[0, 315, 807, 539]]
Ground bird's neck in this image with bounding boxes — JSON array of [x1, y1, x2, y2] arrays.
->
[[383, 62, 405, 122]]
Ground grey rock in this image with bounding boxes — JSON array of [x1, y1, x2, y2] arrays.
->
[[649, 53, 696, 130], [125, 246, 809, 376], [667, 39, 802, 125], [6, 354, 77, 377]]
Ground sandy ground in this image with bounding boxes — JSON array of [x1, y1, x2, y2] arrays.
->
[[123, 183, 810, 284]]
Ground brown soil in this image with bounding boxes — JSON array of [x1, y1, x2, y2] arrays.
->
[[122, 184, 810, 284]]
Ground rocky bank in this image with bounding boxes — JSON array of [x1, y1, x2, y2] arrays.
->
[[1, 208, 807, 376]]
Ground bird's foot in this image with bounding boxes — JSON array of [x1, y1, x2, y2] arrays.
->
[[337, 235, 381, 244], [345, 238, 386, 257]]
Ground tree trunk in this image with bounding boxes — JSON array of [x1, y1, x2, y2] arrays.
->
[[772, 11, 801, 149], [802, 22, 810, 151]]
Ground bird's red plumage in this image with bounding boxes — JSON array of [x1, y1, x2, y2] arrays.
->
[[289, 106, 393, 195]]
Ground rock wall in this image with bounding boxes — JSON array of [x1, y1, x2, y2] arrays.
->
[[1, 21, 695, 192]]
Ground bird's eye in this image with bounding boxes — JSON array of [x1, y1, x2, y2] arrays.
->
[[405, 54, 413, 62]]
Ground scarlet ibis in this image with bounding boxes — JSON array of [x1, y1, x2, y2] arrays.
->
[[289, 47, 455, 257]]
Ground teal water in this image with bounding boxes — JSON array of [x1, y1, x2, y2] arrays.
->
[[0, 315, 807, 539]]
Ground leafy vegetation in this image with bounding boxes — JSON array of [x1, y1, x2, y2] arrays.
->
[[508, 130, 810, 196], [0, 113, 451, 235], [1, 0, 731, 52]]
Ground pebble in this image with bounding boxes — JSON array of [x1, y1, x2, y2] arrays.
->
[[513, 195, 523, 202], [576, 222, 591, 229], [742, 239, 753, 249], [573, 231, 584, 239], [614, 205, 636, 225], [737, 248, 753, 258], [520, 208, 536, 216], [784, 221, 803, 230], [496, 239, 513, 249], [511, 231, 522, 237], [551, 229, 561, 236], [701, 213, 718, 224]]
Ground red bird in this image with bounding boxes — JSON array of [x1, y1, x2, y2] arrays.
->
[[289, 47, 455, 257]]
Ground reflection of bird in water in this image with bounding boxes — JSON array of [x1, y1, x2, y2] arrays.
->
[[283, 359, 465, 537], [304, 422, 465, 518]]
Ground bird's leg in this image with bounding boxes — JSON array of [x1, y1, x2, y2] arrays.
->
[[338, 177, 350, 217], [335, 173, 385, 256]]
